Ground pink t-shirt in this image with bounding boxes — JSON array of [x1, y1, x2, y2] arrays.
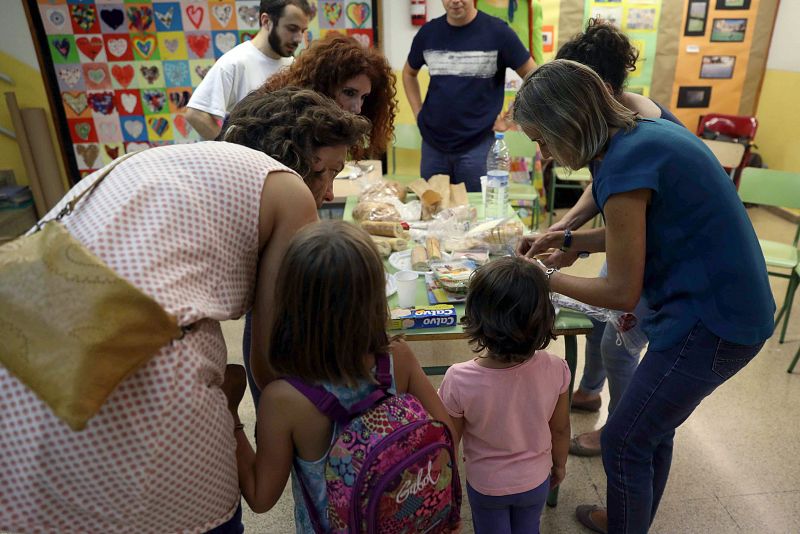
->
[[438, 351, 570, 496]]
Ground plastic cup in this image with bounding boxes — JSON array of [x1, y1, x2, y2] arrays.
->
[[395, 270, 419, 308]]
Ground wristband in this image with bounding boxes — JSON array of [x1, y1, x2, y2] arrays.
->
[[561, 229, 573, 251]]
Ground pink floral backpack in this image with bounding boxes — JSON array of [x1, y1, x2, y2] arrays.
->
[[285, 353, 461, 533]]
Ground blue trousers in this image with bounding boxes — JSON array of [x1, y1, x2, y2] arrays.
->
[[205, 502, 243, 534], [579, 262, 646, 416], [420, 135, 494, 193], [601, 322, 764, 533], [467, 478, 550, 534]]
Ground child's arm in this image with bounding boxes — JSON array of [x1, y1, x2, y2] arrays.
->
[[548, 391, 571, 489], [222, 365, 295, 513], [391, 340, 457, 438], [448, 414, 465, 447]]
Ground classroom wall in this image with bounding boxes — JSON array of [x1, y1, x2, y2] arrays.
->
[[0, 1, 67, 188], [754, 0, 800, 173]]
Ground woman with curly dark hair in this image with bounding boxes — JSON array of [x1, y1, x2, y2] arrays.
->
[[258, 32, 397, 160]]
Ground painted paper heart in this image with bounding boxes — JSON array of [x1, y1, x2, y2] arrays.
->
[[47, 9, 66, 28], [100, 8, 124, 30], [120, 93, 139, 114], [165, 38, 179, 54], [187, 34, 210, 57], [215, 33, 236, 54], [195, 65, 210, 79], [149, 117, 169, 136], [186, 5, 204, 29], [213, 5, 232, 26], [88, 92, 115, 115], [111, 64, 134, 87], [124, 120, 144, 138], [143, 90, 166, 113], [105, 145, 120, 160], [126, 142, 150, 152], [107, 38, 128, 58], [169, 90, 190, 110], [70, 4, 96, 32], [238, 6, 258, 26], [350, 32, 370, 47], [75, 122, 92, 141], [63, 92, 88, 115], [173, 114, 191, 137], [346, 2, 370, 28], [127, 6, 153, 32], [322, 2, 342, 26], [77, 144, 99, 167], [155, 6, 174, 28], [240, 31, 258, 42], [58, 67, 82, 87], [76, 36, 104, 60], [53, 38, 70, 59], [140, 65, 160, 84], [133, 35, 156, 59], [87, 68, 106, 85], [97, 121, 119, 141]]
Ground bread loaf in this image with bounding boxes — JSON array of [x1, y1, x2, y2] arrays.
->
[[411, 245, 429, 271], [360, 220, 409, 238], [425, 237, 441, 261]]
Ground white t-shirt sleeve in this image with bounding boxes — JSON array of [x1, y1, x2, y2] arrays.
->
[[187, 62, 234, 119]]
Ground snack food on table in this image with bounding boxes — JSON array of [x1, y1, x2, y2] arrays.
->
[[389, 304, 457, 330], [420, 190, 443, 221], [427, 175, 452, 209], [352, 200, 402, 222], [372, 235, 409, 252], [452, 246, 490, 266], [360, 179, 407, 202], [430, 259, 477, 294], [360, 220, 409, 239], [464, 217, 525, 253], [411, 245, 429, 271], [425, 237, 441, 262], [449, 182, 468, 207], [370, 237, 392, 258]]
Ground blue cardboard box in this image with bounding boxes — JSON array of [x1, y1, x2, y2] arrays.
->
[[389, 304, 458, 330]]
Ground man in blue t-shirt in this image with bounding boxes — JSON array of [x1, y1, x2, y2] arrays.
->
[[403, 0, 536, 192]]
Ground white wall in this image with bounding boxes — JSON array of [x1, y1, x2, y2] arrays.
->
[[0, 1, 39, 69], [765, 0, 800, 72], [382, 0, 446, 70]]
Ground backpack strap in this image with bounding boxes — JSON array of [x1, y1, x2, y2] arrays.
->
[[283, 377, 350, 425], [347, 353, 393, 416]]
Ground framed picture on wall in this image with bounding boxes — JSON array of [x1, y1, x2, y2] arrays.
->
[[677, 86, 712, 108], [700, 55, 736, 79], [710, 18, 747, 42], [716, 0, 751, 10], [684, 1, 709, 37]]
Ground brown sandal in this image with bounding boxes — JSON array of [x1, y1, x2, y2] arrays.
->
[[569, 436, 602, 457], [570, 395, 602, 412], [575, 504, 608, 533]]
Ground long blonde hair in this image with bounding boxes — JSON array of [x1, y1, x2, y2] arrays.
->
[[513, 59, 637, 170]]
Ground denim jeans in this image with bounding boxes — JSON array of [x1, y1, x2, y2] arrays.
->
[[579, 262, 645, 416], [242, 311, 261, 408], [467, 478, 550, 534], [420, 135, 495, 193], [601, 322, 764, 533]]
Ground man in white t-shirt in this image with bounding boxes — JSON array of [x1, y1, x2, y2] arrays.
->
[[186, 0, 311, 140]]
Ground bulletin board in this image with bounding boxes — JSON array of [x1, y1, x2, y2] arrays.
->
[[26, 0, 379, 183]]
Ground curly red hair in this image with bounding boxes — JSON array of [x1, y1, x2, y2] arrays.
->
[[260, 33, 397, 160]]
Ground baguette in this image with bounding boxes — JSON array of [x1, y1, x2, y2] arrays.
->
[[370, 236, 392, 257], [372, 235, 409, 252], [411, 245, 429, 271], [360, 220, 409, 238], [425, 237, 441, 261]]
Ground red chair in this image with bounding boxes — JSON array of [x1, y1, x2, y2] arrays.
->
[[696, 113, 758, 189]]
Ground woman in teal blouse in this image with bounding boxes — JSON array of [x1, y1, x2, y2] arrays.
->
[[515, 60, 774, 533]]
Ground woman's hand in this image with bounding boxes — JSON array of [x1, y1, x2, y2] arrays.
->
[[222, 364, 247, 418], [516, 231, 564, 259]]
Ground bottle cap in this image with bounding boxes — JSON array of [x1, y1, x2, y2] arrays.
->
[[495, 132, 504, 139]]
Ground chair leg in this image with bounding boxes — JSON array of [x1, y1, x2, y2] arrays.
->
[[788, 345, 800, 373], [778, 272, 799, 343]]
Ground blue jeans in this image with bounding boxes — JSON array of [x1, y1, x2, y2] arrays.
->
[[205, 502, 243, 534], [579, 262, 645, 416], [601, 322, 764, 533], [420, 135, 494, 193], [467, 478, 550, 534], [242, 311, 262, 408]]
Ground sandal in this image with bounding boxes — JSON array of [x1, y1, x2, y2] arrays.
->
[[569, 436, 602, 457], [570, 395, 602, 412], [576, 504, 608, 533]]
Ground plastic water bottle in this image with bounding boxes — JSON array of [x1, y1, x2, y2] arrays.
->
[[484, 132, 510, 219]]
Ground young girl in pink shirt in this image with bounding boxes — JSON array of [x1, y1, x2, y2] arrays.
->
[[438, 256, 571, 534]]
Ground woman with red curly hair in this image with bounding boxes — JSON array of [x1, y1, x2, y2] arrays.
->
[[259, 32, 397, 160]]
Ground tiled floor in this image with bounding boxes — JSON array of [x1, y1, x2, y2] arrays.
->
[[222, 206, 800, 533]]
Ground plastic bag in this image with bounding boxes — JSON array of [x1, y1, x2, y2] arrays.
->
[[463, 217, 525, 254], [550, 293, 648, 355]]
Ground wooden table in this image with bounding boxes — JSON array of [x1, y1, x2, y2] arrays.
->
[[343, 194, 594, 507], [702, 139, 745, 180]]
